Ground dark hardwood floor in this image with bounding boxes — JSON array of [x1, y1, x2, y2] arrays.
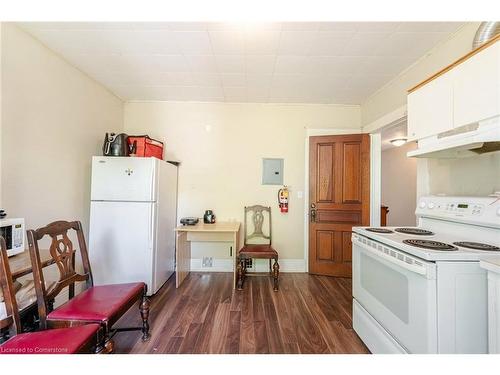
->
[[113, 272, 369, 354]]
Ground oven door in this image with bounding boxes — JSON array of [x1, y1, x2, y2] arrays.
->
[[352, 233, 438, 353]]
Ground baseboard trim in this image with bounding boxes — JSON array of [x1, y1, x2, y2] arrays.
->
[[190, 258, 306, 273]]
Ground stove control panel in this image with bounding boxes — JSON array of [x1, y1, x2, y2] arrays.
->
[[416, 196, 500, 228]]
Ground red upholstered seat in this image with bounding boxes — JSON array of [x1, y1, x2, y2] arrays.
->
[[239, 244, 278, 258], [0, 324, 99, 354], [48, 283, 145, 323]]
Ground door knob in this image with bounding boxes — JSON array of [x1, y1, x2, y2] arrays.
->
[[310, 203, 317, 222]]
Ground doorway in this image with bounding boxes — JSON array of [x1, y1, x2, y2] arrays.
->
[[379, 117, 418, 227], [308, 134, 371, 277]]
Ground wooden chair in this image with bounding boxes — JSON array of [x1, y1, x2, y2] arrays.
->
[[27, 220, 150, 353], [0, 236, 101, 354], [237, 205, 279, 291]]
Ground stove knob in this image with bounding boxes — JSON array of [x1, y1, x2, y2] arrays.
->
[[419, 201, 426, 209], [428, 202, 435, 209]]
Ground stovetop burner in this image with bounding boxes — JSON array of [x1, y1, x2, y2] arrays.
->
[[395, 228, 434, 236], [365, 228, 394, 234], [453, 241, 500, 251], [403, 239, 457, 251]]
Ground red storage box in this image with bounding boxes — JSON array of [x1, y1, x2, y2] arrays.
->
[[128, 135, 164, 160]]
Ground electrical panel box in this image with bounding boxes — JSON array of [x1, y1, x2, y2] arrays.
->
[[262, 158, 284, 185]]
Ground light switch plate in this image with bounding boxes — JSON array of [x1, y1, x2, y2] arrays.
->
[[262, 158, 284, 185]]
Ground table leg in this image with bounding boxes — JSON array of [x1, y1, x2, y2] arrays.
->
[[176, 231, 191, 288], [232, 230, 240, 289]]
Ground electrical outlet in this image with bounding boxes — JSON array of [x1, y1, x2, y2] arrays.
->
[[202, 257, 213, 268], [244, 258, 253, 268]]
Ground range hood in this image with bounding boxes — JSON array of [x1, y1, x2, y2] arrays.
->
[[407, 117, 500, 158]]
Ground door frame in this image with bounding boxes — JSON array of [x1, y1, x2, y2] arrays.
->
[[303, 129, 381, 273]]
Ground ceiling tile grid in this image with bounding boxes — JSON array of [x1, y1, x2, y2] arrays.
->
[[19, 22, 464, 104]]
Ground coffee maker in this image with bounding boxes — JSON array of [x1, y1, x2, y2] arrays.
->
[[203, 210, 216, 224]]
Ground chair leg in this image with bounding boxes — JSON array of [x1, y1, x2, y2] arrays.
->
[[140, 290, 151, 342], [102, 337, 115, 354], [272, 258, 280, 292], [237, 258, 245, 290]]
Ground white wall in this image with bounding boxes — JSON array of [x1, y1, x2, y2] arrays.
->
[[381, 142, 417, 226], [418, 152, 500, 197], [124, 101, 361, 269], [1, 24, 123, 235]]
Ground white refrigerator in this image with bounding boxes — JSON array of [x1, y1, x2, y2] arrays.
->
[[89, 156, 178, 296]]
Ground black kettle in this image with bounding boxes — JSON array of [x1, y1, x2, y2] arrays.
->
[[102, 133, 135, 157]]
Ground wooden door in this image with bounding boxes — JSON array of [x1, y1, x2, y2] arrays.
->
[[309, 134, 370, 277]]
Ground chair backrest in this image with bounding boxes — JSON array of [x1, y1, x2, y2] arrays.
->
[[244, 205, 272, 246], [0, 236, 22, 337], [27, 220, 93, 329]]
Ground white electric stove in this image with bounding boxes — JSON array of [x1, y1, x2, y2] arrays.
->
[[352, 195, 500, 354]]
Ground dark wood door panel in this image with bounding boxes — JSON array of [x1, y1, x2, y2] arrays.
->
[[317, 144, 335, 203], [316, 210, 361, 224], [342, 143, 362, 204], [309, 134, 370, 278], [316, 231, 334, 261]]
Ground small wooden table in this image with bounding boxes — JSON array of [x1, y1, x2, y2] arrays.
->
[[175, 222, 240, 288], [9, 250, 54, 280]]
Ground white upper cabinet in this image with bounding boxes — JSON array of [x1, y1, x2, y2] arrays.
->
[[453, 42, 500, 128], [407, 70, 454, 141], [407, 39, 499, 141]]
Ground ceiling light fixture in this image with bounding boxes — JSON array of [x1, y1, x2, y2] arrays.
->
[[390, 138, 407, 147]]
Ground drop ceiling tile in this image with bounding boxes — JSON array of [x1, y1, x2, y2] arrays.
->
[[223, 86, 247, 101], [317, 22, 359, 32], [191, 73, 222, 86], [33, 29, 111, 53], [246, 74, 272, 87], [376, 32, 449, 57], [167, 22, 208, 31], [129, 22, 171, 30], [274, 56, 308, 74], [355, 22, 401, 32], [102, 30, 180, 54], [186, 55, 218, 72], [19, 21, 466, 104], [305, 56, 369, 75], [281, 22, 320, 31], [272, 74, 308, 87], [247, 88, 269, 102], [245, 55, 276, 75], [195, 85, 225, 99], [396, 22, 463, 33], [245, 30, 280, 54], [214, 55, 245, 73], [347, 74, 393, 91], [308, 31, 354, 56], [209, 31, 245, 54], [221, 74, 246, 87], [146, 55, 191, 72], [360, 56, 415, 75], [342, 32, 391, 56], [174, 31, 213, 55], [277, 31, 316, 55], [162, 72, 195, 86]]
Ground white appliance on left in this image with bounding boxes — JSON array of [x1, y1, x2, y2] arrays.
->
[[89, 156, 178, 296], [0, 218, 25, 257]]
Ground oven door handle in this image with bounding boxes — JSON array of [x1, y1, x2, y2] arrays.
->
[[353, 236, 430, 277]]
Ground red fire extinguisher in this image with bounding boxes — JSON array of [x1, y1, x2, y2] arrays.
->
[[278, 186, 289, 213]]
